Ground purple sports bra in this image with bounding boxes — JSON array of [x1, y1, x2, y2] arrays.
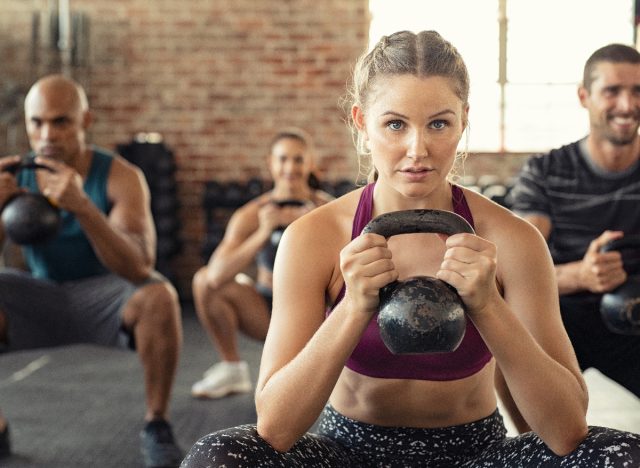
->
[[329, 183, 493, 381]]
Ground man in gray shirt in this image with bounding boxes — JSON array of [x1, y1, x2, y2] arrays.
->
[[503, 43, 640, 432]]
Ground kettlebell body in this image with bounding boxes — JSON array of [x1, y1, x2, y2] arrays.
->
[[258, 199, 307, 270], [1, 159, 61, 245], [598, 235, 640, 335], [379, 276, 467, 354], [362, 209, 475, 354]]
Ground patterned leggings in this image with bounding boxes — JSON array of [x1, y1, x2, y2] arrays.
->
[[181, 405, 640, 467]]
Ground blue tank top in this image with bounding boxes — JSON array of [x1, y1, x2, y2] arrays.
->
[[18, 148, 113, 281], [329, 183, 493, 381]]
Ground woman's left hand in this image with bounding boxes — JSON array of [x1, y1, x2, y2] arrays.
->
[[435, 233, 501, 318]]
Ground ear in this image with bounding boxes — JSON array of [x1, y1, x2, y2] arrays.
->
[[577, 85, 589, 109], [351, 105, 366, 131], [462, 103, 470, 131], [82, 110, 93, 129]]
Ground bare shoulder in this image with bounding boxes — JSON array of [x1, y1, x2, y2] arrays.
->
[[226, 192, 271, 231], [463, 188, 546, 252], [280, 187, 364, 295], [312, 189, 336, 206], [107, 155, 149, 202], [285, 188, 362, 257]]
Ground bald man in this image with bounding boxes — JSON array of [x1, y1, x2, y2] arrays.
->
[[0, 75, 183, 467]]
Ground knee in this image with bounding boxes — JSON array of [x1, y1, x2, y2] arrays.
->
[[182, 425, 268, 468], [572, 426, 640, 463], [132, 280, 181, 325]]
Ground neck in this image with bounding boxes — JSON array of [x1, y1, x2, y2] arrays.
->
[[586, 135, 640, 172]]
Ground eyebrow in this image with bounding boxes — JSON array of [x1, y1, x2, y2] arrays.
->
[[380, 109, 456, 119]]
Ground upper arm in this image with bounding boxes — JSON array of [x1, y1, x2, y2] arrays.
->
[[208, 202, 260, 262], [495, 213, 576, 368], [257, 210, 338, 390], [107, 159, 156, 256]]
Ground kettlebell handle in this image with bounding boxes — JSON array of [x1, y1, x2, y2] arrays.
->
[[3, 156, 55, 176], [361, 209, 475, 238]]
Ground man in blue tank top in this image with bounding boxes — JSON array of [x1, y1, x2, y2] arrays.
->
[[0, 75, 183, 467], [505, 44, 640, 432]]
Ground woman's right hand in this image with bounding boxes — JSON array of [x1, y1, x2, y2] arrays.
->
[[257, 202, 282, 236], [339, 232, 398, 314]]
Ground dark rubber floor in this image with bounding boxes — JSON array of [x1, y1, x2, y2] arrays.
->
[[0, 303, 263, 467]]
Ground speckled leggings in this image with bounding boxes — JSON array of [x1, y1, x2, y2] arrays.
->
[[181, 405, 640, 467]]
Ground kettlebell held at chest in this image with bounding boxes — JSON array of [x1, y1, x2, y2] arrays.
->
[[361, 209, 475, 355], [1, 158, 61, 245]]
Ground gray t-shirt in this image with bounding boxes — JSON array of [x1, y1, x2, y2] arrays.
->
[[508, 137, 640, 265]]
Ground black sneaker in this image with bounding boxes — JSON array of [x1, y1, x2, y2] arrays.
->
[[0, 424, 10, 458], [140, 419, 183, 468]]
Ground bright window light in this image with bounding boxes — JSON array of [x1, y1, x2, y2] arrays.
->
[[368, 0, 635, 152]]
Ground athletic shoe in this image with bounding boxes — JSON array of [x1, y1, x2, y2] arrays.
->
[[0, 424, 10, 458], [191, 361, 252, 399], [139, 419, 183, 468]]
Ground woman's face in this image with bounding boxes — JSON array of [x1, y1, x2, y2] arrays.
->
[[269, 137, 313, 188], [353, 74, 467, 200]]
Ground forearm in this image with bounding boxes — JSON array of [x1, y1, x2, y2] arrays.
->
[[256, 302, 370, 452], [74, 199, 153, 281], [207, 230, 270, 287], [476, 302, 588, 454], [555, 262, 585, 295]]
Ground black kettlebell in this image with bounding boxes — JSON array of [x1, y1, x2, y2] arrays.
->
[[268, 199, 307, 248], [599, 235, 640, 335], [1, 158, 61, 245], [362, 209, 475, 354]]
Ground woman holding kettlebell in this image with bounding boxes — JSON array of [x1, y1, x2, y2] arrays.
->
[[183, 31, 640, 467], [190, 128, 332, 400]]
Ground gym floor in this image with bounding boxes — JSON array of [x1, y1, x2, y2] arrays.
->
[[1, 304, 639, 467]]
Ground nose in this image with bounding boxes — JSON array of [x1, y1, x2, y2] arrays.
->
[[616, 90, 635, 113], [40, 123, 55, 141], [406, 128, 428, 159]]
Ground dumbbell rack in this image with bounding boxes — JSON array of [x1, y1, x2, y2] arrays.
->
[[117, 134, 183, 284]]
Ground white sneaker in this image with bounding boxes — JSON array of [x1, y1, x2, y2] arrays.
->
[[191, 361, 252, 399]]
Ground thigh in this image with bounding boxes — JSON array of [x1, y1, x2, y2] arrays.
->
[[0, 269, 68, 350], [181, 424, 353, 468], [223, 281, 271, 341], [472, 426, 640, 467]]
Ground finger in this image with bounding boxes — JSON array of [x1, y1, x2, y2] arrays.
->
[[0, 155, 22, 171], [590, 230, 624, 253], [351, 232, 388, 253]]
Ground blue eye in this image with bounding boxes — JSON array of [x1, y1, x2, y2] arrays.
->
[[387, 120, 404, 131], [430, 120, 447, 130]]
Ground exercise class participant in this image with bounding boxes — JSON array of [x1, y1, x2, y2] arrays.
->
[[190, 128, 332, 399], [0, 74, 183, 468], [502, 43, 640, 433], [181, 31, 640, 467]]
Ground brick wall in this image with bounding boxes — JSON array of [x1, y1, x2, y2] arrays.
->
[[0, 1, 530, 299], [0, 0, 371, 298]]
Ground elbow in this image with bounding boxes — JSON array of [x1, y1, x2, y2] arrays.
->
[[546, 421, 589, 456], [256, 416, 297, 454]]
